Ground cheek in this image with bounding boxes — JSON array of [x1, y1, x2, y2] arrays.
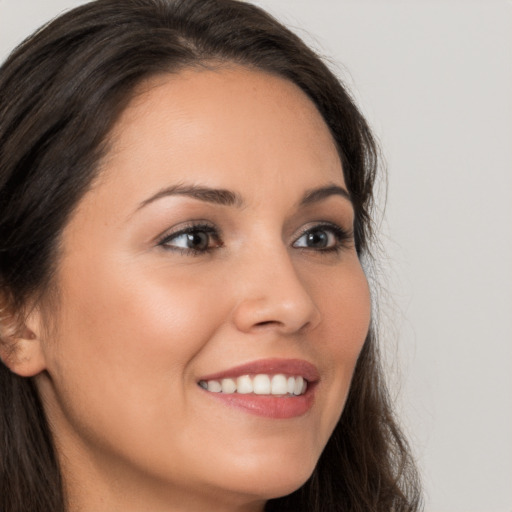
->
[[43, 257, 230, 435], [311, 260, 371, 428], [55, 258, 227, 370], [39, 257, 239, 481], [333, 271, 371, 354], [314, 259, 371, 353]]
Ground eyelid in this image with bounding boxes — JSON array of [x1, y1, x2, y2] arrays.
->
[[156, 221, 222, 251], [292, 221, 353, 250]]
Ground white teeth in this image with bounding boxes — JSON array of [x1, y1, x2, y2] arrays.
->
[[271, 374, 288, 395], [221, 378, 237, 394], [237, 375, 253, 394], [293, 376, 304, 396], [253, 374, 271, 394], [287, 376, 295, 394], [207, 380, 222, 393], [199, 374, 309, 396]]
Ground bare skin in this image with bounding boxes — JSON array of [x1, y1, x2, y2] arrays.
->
[[19, 66, 371, 511]]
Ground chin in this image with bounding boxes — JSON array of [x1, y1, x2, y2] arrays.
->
[[209, 447, 317, 502], [256, 471, 313, 501]]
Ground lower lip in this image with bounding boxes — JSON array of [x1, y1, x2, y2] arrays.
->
[[200, 386, 316, 419]]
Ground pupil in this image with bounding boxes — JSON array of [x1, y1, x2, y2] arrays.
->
[[307, 230, 328, 248], [187, 231, 208, 250]]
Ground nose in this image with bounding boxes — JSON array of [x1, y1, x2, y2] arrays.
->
[[231, 245, 322, 335]]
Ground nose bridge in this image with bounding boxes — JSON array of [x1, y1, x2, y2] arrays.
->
[[231, 240, 321, 334]]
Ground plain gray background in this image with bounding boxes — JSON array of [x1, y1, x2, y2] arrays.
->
[[1, 1, 511, 511]]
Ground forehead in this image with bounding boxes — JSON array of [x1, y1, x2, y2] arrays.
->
[[95, 65, 346, 207]]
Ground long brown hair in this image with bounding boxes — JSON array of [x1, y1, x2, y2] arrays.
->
[[0, 1, 421, 510]]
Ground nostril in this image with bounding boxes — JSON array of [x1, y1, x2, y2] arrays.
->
[[253, 318, 314, 334], [255, 320, 277, 327]]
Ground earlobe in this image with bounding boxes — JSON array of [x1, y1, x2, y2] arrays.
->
[[0, 303, 47, 377]]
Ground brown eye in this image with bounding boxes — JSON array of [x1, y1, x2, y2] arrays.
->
[[294, 227, 335, 250], [293, 223, 351, 252], [159, 225, 222, 254], [303, 229, 330, 249], [182, 231, 210, 251]]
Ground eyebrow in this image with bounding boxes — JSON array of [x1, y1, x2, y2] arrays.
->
[[135, 182, 351, 212], [136, 184, 245, 211], [299, 184, 351, 206]]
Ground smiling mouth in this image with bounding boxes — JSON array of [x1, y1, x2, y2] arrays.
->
[[198, 374, 308, 396], [196, 358, 318, 418]]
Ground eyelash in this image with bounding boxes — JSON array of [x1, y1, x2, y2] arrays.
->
[[293, 222, 352, 254], [157, 222, 352, 256], [157, 222, 222, 256]]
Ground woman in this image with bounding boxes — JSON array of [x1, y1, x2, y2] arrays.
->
[[0, 0, 421, 511]]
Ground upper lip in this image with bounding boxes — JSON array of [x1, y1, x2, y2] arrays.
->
[[198, 358, 320, 383]]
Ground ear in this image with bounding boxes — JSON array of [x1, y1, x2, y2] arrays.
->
[[0, 299, 47, 377]]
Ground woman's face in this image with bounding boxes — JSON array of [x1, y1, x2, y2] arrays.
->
[[35, 66, 371, 511]]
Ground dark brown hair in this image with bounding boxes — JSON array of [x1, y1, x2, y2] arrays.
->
[[0, 1, 421, 510]]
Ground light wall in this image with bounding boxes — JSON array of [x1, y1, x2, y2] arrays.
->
[[1, 1, 511, 511]]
